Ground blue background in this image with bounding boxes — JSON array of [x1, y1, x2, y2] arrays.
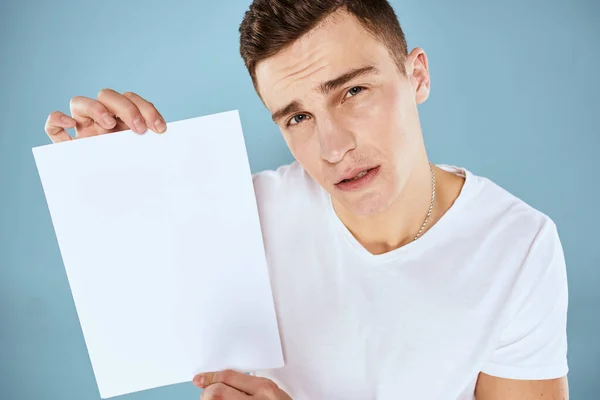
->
[[1, 0, 598, 398]]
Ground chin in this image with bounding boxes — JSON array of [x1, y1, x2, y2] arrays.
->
[[337, 190, 393, 217]]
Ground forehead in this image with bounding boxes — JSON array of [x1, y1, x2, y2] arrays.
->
[[255, 11, 392, 109]]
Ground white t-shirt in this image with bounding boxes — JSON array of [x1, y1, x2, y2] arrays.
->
[[250, 162, 568, 400]]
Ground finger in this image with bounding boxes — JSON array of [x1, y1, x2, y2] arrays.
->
[[97, 88, 147, 134], [194, 370, 278, 396], [122, 92, 167, 133], [45, 111, 75, 143], [200, 383, 249, 400], [69, 96, 118, 130], [112, 117, 131, 133]]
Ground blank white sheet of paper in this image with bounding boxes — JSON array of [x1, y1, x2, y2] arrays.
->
[[32, 110, 284, 399]]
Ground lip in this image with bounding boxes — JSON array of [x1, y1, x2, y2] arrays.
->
[[334, 166, 380, 192], [336, 165, 380, 184]]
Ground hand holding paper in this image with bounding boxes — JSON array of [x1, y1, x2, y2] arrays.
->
[[33, 110, 284, 398], [44, 89, 166, 143], [193, 369, 292, 399]]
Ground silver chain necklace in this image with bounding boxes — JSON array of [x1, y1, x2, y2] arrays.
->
[[413, 163, 436, 241]]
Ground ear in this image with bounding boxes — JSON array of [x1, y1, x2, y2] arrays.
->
[[406, 48, 431, 104]]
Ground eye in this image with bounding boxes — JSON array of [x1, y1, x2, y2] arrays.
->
[[344, 86, 365, 99], [287, 113, 310, 127]]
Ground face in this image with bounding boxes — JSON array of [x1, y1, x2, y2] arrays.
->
[[255, 10, 431, 216]]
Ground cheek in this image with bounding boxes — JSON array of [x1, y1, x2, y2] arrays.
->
[[283, 130, 323, 175], [349, 87, 406, 147]]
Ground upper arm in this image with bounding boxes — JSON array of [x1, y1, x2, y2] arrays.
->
[[475, 373, 569, 400]]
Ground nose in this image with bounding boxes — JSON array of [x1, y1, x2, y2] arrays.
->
[[318, 116, 356, 164]]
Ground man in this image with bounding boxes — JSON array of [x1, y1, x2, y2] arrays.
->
[[44, 0, 569, 399]]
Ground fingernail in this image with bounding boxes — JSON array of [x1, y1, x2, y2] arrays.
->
[[61, 116, 74, 126], [102, 113, 116, 127], [154, 118, 166, 133], [193, 375, 204, 387], [133, 117, 146, 134]]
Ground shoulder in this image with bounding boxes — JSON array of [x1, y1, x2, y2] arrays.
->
[[459, 167, 567, 306], [440, 165, 565, 285], [455, 165, 559, 245], [251, 161, 328, 230], [252, 161, 325, 206], [252, 161, 308, 196]]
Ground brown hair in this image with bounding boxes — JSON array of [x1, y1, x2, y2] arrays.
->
[[239, 0, 409, 93]]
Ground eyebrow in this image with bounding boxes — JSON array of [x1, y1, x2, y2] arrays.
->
[[318, 65, 378, 95], [271, 65, 378, 123], [271, 100, 303, 124]]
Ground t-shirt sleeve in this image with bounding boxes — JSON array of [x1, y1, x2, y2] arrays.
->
[[481, 219, 569, 380]]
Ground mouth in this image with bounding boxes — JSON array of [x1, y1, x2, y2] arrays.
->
[[337, 168, 375, 184], [335, 166, 381, 192]]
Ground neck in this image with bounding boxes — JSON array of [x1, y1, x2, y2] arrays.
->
[[332, 160, 460, 255]]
